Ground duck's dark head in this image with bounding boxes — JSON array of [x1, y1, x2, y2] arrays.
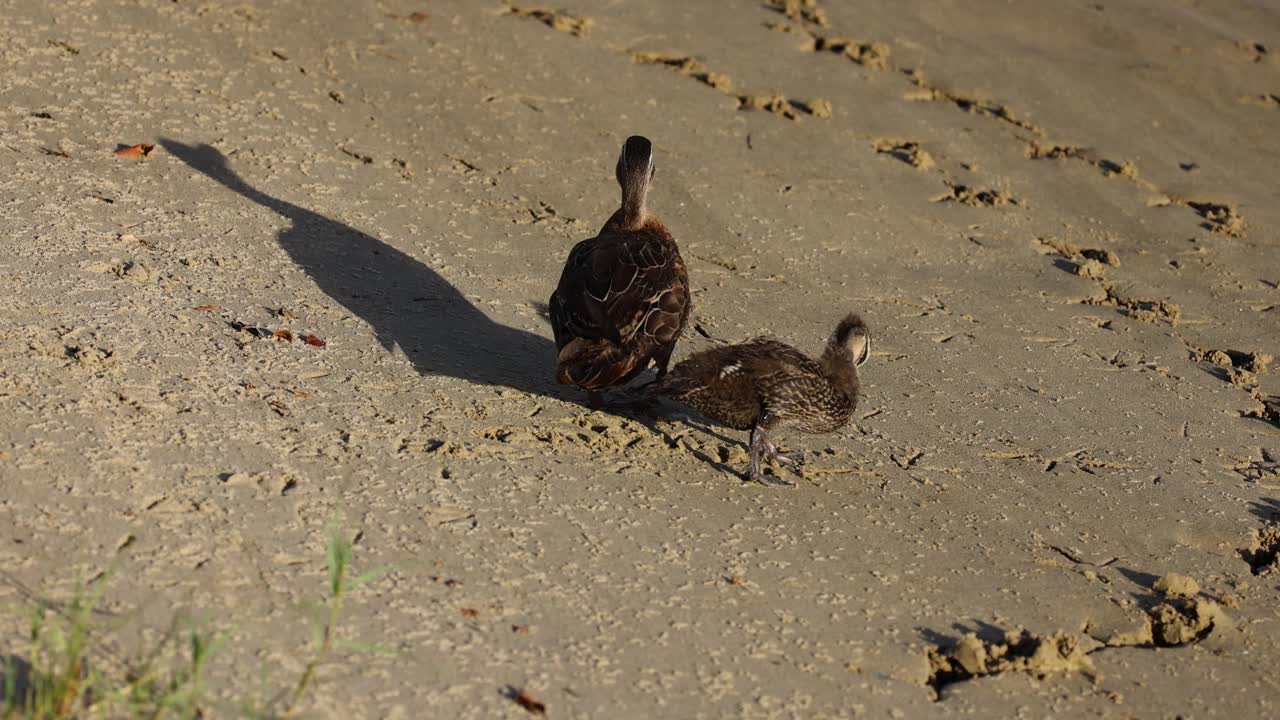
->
[[820, 313, 870, 392], [615, 135, 655, 229]]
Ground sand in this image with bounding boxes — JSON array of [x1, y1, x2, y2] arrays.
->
[[1, 0, 1278, 717]]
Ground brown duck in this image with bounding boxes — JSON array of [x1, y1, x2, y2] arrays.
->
[[659, 314, 870, 485], [550, 136, 691, 406]]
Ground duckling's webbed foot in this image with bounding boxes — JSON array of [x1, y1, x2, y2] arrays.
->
[[747, 416, 795, 487], [768, 446, 805, 469]]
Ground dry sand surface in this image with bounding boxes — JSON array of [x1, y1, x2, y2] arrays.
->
[[2, 0, 1280, 717]]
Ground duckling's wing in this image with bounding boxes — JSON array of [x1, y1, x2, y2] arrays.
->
[[737, 338, 824, 377]]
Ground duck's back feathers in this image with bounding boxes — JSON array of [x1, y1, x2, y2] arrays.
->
[[549, 221, 690, 390]]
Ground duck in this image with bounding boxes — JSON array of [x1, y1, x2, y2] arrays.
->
[[549, 135, 691, 407], [658, 314, 870, 485]]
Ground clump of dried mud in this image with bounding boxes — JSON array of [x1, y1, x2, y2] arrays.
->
[[933, 181, 1021, 207], [502, 3, 593, 36], [873, 138, 935, 169], [924, 629, 1096, 698], [1242, 525, 1280, 575]]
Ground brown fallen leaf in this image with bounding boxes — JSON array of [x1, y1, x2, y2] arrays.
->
[[512, 624, 530, 634], [288, 388, 312, 398], [460, 607, 479, 617], [114, 143, 155, 159], [304, 334, 326, 348], [241, 383, 256, 391], [194, 305, 221, 312], [512, 689, 546, 716], [273, 329, 294, 342]]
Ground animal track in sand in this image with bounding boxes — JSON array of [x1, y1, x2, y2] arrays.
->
[[1242, 519, 1280, 575], [1036, 238, 1183, 325], [1082, 284, 1182, 325], [1244, 393, 1280, 428], [923, 629, 1096, 700], [1238, 93, 1280, 107], [1024, 140, 1149, 185], [1230, 448, 1279, 484], [764, 10, 1249, 240], [1188, 346, 1273, 387], [1234, 40, 1270, 63], [983, 447, 1138, 475], [1090, 573, 1237, 650], [631, 51, 832, 120], [903, 68, 1046, 137], [1147, 196, 1247, 238], [763, 0, 829, 28], [767, 21, 892, 70], [872, 138, 934, 169], [1038, 237, 1121, 279], [481, 413, 670, 457], [501, 3, 592, 37], [922, 573, 1235, 698], [931, 180, 1021, 208]]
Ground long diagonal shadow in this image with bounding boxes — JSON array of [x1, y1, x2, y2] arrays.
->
[[161, 140, 581, 405]]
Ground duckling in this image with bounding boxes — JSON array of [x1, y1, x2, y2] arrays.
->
[[550, 136, 691, 406], [658, 314, 870, 485]]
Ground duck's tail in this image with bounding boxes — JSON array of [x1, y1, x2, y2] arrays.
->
[[555, 337, 644, 390]]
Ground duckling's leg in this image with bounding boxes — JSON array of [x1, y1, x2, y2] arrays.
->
[[747, 412, 794, 487], [587, 390, 605, 409]]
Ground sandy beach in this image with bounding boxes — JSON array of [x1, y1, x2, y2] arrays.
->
[[1, 0, 1278, 716]]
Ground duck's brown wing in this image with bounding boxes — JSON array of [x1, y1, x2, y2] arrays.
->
[[550, 225, 690, 389]]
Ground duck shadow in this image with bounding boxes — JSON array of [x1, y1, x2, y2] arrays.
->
[[161, 139, 586, 407]]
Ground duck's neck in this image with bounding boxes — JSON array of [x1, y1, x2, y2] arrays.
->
[[819, 346, 860, 399], [619, 180, 650, 230]]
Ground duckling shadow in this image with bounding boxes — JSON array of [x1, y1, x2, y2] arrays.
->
[[160, 140, 582, 406]]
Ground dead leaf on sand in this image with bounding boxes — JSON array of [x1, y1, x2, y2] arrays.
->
[[511, 688, 547, 716], [193, 305, 221, 312], [114, 143, 155, 159], [304, 334, 326, 348]]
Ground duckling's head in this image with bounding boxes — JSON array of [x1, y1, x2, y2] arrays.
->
[[820, 314, 870, 392], [830, 314, 870, 366]]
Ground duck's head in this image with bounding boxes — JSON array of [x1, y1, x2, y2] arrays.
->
[[614, 136, 656, 228], [616, 135, 655, 189]]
